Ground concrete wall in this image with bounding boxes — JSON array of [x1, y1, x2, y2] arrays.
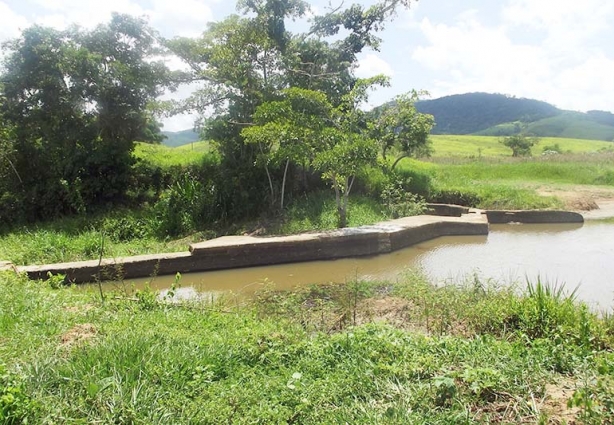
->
[[8, 207, 586, 284], [486, 210, 584, 224], [17, 214, 488, 283]]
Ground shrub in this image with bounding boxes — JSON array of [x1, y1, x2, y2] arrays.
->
[[428, 189, 482, 207], [154, 173, 210, 237]]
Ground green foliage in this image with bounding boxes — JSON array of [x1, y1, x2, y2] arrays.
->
[[271, 191, 387, 234], [372, 91, 434, 169], [542, 143, 563, 154], [381, 177, 426, 218], [0, 14, 169, 223], [0, 363, 36, 423], [501, 134, 540, 157], [154, 173, 211, 237], [0, 212, 189, 265]]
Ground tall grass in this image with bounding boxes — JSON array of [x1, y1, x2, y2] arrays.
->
[[133, 141, 211, 168], [0, 211, 189, 265], [270, 191, 389, 234]]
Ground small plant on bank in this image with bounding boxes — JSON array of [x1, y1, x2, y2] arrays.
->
[[0, 363, 36, 423], [381, 177, 426, 219]]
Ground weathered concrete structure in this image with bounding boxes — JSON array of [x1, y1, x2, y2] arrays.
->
[[3, 208, 587, 284], [485, 210, 584, 224], [17, 214, 488, 283]]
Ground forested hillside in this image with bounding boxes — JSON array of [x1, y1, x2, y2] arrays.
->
[[162, 129, 200, 147], [414, 92, 614, 141]]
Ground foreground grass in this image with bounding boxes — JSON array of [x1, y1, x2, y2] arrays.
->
[[1, 271, 613, 423]]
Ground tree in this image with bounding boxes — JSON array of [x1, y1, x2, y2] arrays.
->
[[0, 14, 169, 220], [372, 91, 434, 169], [168, 0, 416, 219], [501, 134, 540, 157], [242, 88, 333, 210], [245, 77, 384, 227]]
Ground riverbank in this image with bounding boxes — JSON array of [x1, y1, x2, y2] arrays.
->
[[1, 270, 612, 423]]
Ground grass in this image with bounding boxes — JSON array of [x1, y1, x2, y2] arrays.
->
[[1, 271, 613, 423], [267, 191, 391, 235], [396, 150, 614, 209], [0, 210, 190, 265], [134, 141, 211, 168], [430, 135, 614, 157]]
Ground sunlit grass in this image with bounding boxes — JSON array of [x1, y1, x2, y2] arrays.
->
[[430, 135, 614, 157], [133, 141, 211, 168], [1, 271, 613, 423]]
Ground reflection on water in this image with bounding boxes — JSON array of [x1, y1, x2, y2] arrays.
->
[[88, 222, 614, 309]]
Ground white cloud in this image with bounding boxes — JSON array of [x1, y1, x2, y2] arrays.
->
[[30, 0, 145, 29], [0, 2, 29, 40], [149, 0, 213, 37], [503, 0, 614, 47], [356, 53, 395, 78], [411, 2, 614, 113]]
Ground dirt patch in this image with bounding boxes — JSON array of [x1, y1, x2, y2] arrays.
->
[[535, 185, 614, 216], [64, 303, 95, 314], [60, 323, 97, 348], [540, 378, 580, 424], [357, 297, 413, 328]]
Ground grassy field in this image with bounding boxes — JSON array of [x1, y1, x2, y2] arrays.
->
[[430, 135, 613, 157], [134, 141, 211, 168], [1, 271, 613, 423]]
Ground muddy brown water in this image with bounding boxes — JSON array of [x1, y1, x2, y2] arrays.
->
[[90, 222, 614, 310]]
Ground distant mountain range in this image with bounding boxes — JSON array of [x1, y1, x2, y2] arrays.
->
[[162, 129, 200, 147], [415, 92, 614, 141], [163, 93, 614, 146]]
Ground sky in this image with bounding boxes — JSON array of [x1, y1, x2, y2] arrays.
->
[[1, 0, 613, 131]]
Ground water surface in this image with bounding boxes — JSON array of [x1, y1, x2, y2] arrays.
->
[[94, 222, 614, 309]]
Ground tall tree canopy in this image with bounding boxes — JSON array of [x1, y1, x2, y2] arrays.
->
[[0, 14, 169, 221], [167, 0, 418, 219]]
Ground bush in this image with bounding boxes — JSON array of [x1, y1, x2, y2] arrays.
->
[[428, 189, 482, 207], [154, 173, 212, 237], [381, 178, 426, 218]]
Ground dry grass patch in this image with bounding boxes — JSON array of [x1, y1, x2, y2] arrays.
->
[[60, 323, 97, 348]]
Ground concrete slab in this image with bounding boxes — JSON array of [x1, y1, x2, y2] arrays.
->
[[17, 214, 489, 284]]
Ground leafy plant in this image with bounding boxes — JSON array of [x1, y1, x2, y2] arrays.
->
[[381, 177, 426, 218], [0, 363, 35, 423], [500, 134, 540, 157]]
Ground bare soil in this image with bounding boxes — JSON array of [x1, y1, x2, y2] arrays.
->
[[60, 323, 97, 348], [535, 184, 614, 218], [540, 378, 581, 424]]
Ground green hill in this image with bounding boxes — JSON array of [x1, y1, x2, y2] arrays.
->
[[415, 93, 559, 134], [162, 129, 201, 147], [414, 93, 614, 141]]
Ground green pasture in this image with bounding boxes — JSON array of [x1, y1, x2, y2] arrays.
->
[[430, 135, 614, 157], [134, 141, 211, 168]]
